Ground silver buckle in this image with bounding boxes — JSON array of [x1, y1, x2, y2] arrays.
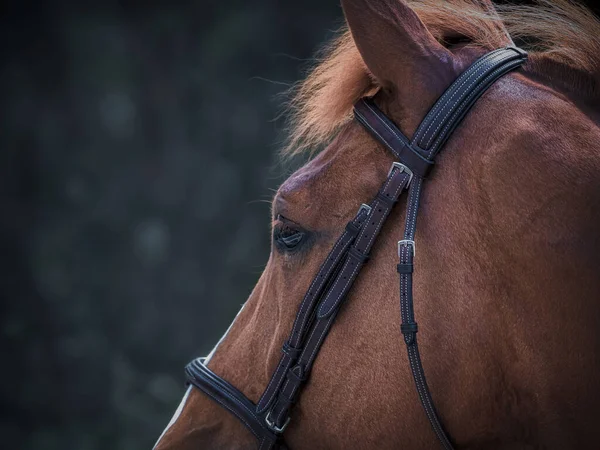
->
[[398, 239, 416, 257], [358, 203, 372, 216], [388, 162, 413, 187], [265, 410, 291, 434]]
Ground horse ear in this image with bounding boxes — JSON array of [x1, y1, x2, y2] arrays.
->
[[341, 0, 459, 124]]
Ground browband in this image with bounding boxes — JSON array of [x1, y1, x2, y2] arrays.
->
[[184, 46, 527, 450]]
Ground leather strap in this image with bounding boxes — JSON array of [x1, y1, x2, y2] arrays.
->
[[183, 46, 527, 450], [390, 47, 527, 449], [185, 358, 279, 447], [413, 46, 527, 157], [354, 99, 434, 178], [256, 204, 372, 415], [266, 166, 412, 429]]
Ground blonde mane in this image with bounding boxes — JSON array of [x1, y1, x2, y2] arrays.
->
[[283, 0, 600, 157]]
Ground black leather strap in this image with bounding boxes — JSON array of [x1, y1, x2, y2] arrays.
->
[[387, 47, 526, 449], [354, 99, 434, 178], [256, 204, 371, 415], [413, 47, 527, 157], [183, 46, 527, 450], [185, 358, 279, 447], [266, 166, 412, 429]]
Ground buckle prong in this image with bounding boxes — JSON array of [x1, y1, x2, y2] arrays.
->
[[265, 410, 291, 434], [398, 239, 416, 257], [358, 203, 372, 216], [388, 162, 414, 187]]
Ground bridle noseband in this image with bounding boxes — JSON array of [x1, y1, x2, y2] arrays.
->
[[184, 47, 528, 450]]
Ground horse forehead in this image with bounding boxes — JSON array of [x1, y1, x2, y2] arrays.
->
[[278, 139, 379, 204], [278, 155, 335, 199]]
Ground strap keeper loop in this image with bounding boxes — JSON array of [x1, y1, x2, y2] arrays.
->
[[376, 191, 396, 208], [397, 263, 413, 274], [288, 364, 307, 383], [281, 341, 302, 360], [401, 322, 418, 334], [348, 246, 369, 264], [345, 221, 361, 236], [401, 322, 418, 345]]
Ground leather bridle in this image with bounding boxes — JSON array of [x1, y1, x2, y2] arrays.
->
[[185, 47, 528, 449]]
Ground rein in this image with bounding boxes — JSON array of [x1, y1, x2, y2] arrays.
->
[[185, 47, 528, 449]]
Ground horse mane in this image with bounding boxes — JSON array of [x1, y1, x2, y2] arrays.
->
[[282, 0, 600, 157]]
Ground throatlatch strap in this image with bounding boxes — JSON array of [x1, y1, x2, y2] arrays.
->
[[183, 46, 527, 450], [361, 47, 527, 449]]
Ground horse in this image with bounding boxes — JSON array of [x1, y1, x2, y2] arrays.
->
[[154, 0, 600, 448]]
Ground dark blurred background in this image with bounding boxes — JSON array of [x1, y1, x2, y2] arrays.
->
[[2, 1, 599, 450], [0, 1, 341, 449]]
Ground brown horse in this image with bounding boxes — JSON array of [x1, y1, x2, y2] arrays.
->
[[154, 0, 600, 448]]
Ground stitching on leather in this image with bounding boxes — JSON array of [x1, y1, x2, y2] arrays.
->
[[292, 225, 351, 344], [195, 367, 264, 425], [190, 384, 261, 440], [399, 249, 437, 431], [257, 358, 290, 413], [382, 171, 395, 192], [416, 50, 503, 147], [411, 346, 445, 444], [292, 231, 353, 342], [258, 435, 267, 450], [412, 349, 438, 430], [274, 369, 302, 424], [429, 56, 515, 154], [414, 48, 505, 142], [424, 51, 509, 152], [407, 344, 436, 433], [363, 100, 410, 147], [270, 311, 334, 425], [430, 62, 515, 154], [404, 180, 422, 242], [281, 315, 324, 402], [319, 254, 361, 318], [211, 380, 262, 424], [401, 238, 450, 447], [354, 109, 402, 159], [410, 180, 422, 237], [400, 246, 409, 322], [319, 170, 409, 318], [317, 257, 352, 317], [423, 56, 497, 151], [318, 189, 388, 318], [277, 314, 335, 428], [363, 191, 393, 251], [419, 50, 506, 147], [278, 378, 290, 409], [425, 52, 512, 155], [305, 313, 337, 380], [290, 233, 346, 338]]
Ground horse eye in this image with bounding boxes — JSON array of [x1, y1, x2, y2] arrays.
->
[[273, 215, 306, 252]]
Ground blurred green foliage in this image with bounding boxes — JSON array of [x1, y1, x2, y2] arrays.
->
[[0, 1, 340, 449]]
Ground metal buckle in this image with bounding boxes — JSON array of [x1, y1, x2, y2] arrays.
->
[[358, 203, 372, 216], [388, 162, 414, 187], [265, 410, 291, 434], [398, 239, 416, 257]]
